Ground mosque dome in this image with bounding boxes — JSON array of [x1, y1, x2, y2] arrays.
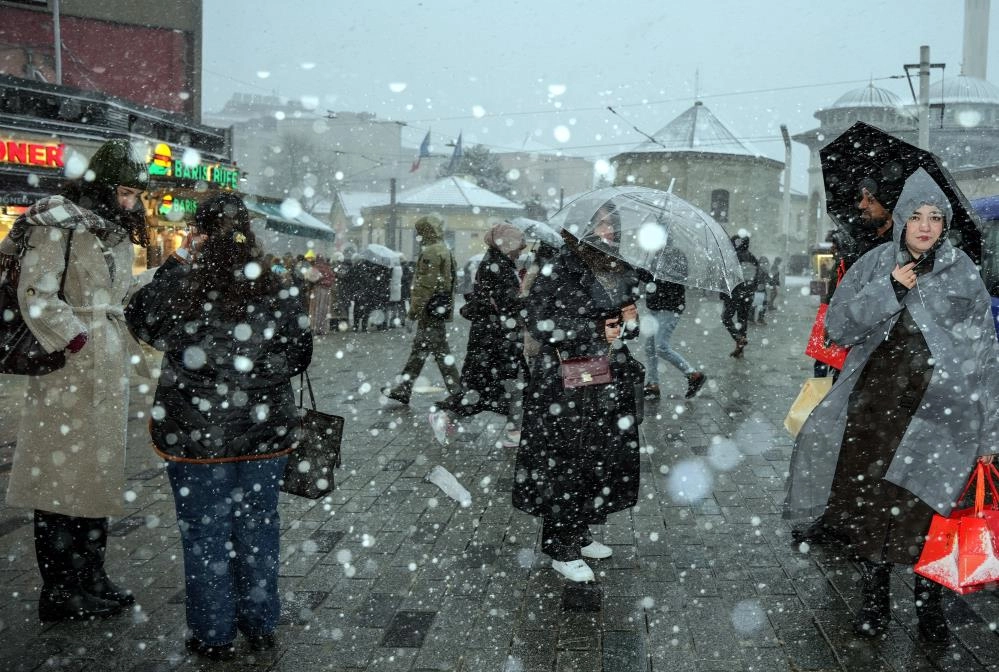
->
[[929, 76, 999, 105], [828, 83, 903, 110]]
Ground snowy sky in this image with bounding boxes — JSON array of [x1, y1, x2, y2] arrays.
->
[[202, 0, 999, 190]]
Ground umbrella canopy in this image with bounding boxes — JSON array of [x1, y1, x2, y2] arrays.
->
[[547, 186, 744, 294], [820, 121, 982, 264], [359, 243, 402, 267], [506, 217, 564, 248]]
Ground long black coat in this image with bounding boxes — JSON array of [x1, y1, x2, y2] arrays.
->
[[453, 246, 525, 415], [512, 245, 640, 523], [125, 257, 314, 462]]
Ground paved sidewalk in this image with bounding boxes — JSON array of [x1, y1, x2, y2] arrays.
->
[[1, 290, 999, 671]]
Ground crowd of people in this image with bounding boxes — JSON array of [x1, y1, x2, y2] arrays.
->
[[5, 135, 997, 661]]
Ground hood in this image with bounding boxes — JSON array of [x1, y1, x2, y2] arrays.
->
[[484, 223, 524, 256], [415, 215, 444, 244], [892, 167, 952, 252]]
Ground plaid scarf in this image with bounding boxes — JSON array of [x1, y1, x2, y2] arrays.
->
[[2, 195, 128, 280]]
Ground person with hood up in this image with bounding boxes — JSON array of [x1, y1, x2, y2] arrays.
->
[[125, 194, 313, 660], [783, 168, 999, 643], [428, 222, 527, 446], [3, 138, 150, 623], [384, 215, 462, 406], [512, 202, 642, 583], [719, 231, 758, 358]]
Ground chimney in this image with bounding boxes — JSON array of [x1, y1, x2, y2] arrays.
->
[[962, 0, 991, 78]]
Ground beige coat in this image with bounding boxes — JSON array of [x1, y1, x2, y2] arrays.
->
[[5, 200, 144, 518]]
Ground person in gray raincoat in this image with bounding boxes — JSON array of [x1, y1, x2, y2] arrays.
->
[[784, 167, 999, 643]]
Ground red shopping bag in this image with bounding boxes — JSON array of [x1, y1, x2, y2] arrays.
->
[[804, 304, 849, 370], [914, 463, 999, 594]]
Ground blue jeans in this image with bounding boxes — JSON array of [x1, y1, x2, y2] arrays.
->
[[644, 309, 694, 384], [167, 457, 287, 646]]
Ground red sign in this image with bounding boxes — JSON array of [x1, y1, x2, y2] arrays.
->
[[0, 140, 64, 169]]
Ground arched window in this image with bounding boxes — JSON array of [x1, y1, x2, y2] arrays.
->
[[710, 189, 730, 223]]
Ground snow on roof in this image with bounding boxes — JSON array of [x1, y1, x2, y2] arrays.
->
[[930, 76, 999, 105], [829, 83, 904, 110], [395, 176, 523, 210], [627, 101, 763, 157], [336, 191, 389, 217]]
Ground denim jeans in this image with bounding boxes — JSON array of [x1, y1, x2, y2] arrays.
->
[[167, 457, 287, 646], [644, 309, 694, 384]]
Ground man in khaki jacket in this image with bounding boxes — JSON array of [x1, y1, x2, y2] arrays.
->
[[384, 215, 461, 405]]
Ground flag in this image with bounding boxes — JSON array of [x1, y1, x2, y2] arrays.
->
[[445, 132, 463, 175], [410, 130, 431, 172]]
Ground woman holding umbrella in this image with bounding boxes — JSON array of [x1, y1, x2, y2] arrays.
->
[[512, 201, 642, 583], [784, 168, 999, 642]]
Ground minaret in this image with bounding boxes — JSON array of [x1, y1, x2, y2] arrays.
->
[[962, 0, 990, 78]]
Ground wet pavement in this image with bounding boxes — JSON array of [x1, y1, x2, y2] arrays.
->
[[1, 286, 998, 671]]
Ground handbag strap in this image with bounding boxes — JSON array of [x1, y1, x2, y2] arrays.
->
[[956, 463, 999, 516], [57, 231, 74, 301], [298, 370, 318, 411]]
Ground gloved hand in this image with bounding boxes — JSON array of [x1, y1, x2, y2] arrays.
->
[[66, 332, 88, 353]]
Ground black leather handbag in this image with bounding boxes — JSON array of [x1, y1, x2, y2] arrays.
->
[[281, 371, 344, 499], [0, 230, 74, 376], [424, 292, 453, 318]]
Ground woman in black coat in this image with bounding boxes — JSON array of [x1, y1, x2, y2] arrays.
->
[[429, 223, 527, 445], [512, 204, 641, 583], [126, 194, 313, 660]]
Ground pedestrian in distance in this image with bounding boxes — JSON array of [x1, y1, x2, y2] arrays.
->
[[125, 194, 313, 660], [428, 222, 528, 447], [751, 255, 769, 325], [719, 231, 758, 358], [384, 215, 462, 406], [638, 247, 706, 401], [783, 168, 999, 643], [512, 203, 640, 583], [3, 138, 150, 623], [767, 256, 783, 312]]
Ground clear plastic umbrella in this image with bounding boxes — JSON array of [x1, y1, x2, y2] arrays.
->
[[547, 186, 744, 294], [506, 217, 564, 248], [359, 243, 402, 267]]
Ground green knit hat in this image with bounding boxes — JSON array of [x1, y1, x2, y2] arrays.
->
[[88, 139, 149, 190]]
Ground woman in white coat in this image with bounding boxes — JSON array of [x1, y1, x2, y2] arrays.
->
[[3, 139, 150, 622]]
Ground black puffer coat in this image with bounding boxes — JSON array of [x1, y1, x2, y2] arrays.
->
[[452, 246, 525, 414], [512, 245, 640, 523], [125, 257, 313, 462]]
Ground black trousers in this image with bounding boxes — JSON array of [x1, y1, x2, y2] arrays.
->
[[721, 293, 752, 342], [33, 510, 108, 591], [541, 516, 592, 562]]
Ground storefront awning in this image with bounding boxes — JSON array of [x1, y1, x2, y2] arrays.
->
[[244, 200, 335, 241]]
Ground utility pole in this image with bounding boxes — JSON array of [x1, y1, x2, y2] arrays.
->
[[52, 0, 62, 85], [386, 178, 397, 249], [779, 124, 792, 260], [904, 46, 945, 150]]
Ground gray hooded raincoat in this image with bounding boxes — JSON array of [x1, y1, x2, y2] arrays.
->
[[785, 168, 999, 524]]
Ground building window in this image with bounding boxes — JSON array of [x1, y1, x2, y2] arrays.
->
[[710, 189, 730, 223]]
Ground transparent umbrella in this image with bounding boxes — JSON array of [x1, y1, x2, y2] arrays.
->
[[547, 186, 744, 294], [506, 217, 564, 248], [359, 243, 401, 267]]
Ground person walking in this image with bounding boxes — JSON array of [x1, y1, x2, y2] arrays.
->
[[384, 215, 461, 406], [638, 248, 705, 401], [767, 256, 782, 312], [751, 255, 769, 325], [428, 223, 527, 447], [3, 138, 150, 622], [512, 203, 641, 583], [125, 194, 313, 660], [720, 231, 758, 358], [784, 168, 999, 643]]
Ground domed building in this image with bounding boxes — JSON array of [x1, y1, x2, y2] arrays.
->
[[927, 75, 999, 196], [610, 101, 786, 245]]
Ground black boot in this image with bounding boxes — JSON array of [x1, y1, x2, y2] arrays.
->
[[76, 518, 135, 608], [34, 511, 123, 622], [915, 576, 949, 643], [853, 561, 892, 638], [790, 516, 848, 547]]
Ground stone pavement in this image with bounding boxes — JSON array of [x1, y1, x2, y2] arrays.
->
[[1, 287, 999, 671]]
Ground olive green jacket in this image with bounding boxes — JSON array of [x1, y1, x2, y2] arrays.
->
[[408, 216, 456, 322]]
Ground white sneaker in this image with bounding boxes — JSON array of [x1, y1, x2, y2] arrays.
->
[[551, 559, 595, 583], [581, 541, 613, 559], [428, 410, 452, 446], [501, 429, 521, 448]]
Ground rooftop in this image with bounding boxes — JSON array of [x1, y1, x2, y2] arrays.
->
[[624, 101, 764, 158]]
